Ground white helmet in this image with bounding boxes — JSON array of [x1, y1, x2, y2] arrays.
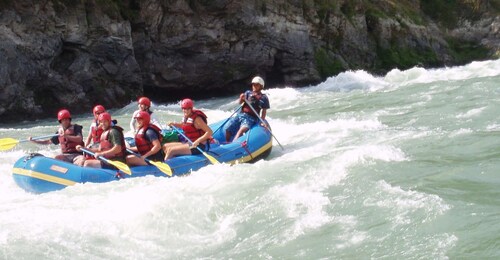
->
[[251, 76, 265, 87]]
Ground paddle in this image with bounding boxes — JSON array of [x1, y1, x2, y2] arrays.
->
[[0, 134, 58, 151], [170, 126, 220, 165], [212, 103, 244, 136], [80, 148, 132, 175], [243, 98, 284, 150], [126, 148, 172, 176]]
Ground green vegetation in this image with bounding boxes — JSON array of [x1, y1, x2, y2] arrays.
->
[[375, 45, 439, 71], [421, 0, 500, 28], [313, 0, 336, 22], [314, 47, 344, 78], [446, 37, 491, 63]]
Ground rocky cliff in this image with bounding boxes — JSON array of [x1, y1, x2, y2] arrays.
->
[[0, 0, 498, 122]]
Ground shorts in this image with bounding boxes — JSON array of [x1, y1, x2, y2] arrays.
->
[[60, 153, 83, 163], [224, 113, 258, 136], [190, 143, 206, 155], [147, 150, 165, 161]]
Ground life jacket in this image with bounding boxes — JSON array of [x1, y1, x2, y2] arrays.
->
[[181, 110, 207, 142], [99, 126, 126, 159], [90, 120, 104, 143], [242, 90, 264, 117], [58, 124, 84, 153], [91, 119, 117, 144], [135, 124, 163, 155]]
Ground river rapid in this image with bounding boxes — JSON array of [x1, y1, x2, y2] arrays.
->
[[1, 59, 499, 259]]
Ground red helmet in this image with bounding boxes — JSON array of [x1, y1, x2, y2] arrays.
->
[[98, 112, 112, 123], [181, 98, 194, 109], [134, 110, 150, 126], [138, 97, 151, 107], [57, 109, 71, 121], [93, 105, 106, 116]]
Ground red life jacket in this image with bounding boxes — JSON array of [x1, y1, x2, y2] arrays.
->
[[242, 91, 263, 117], [90, 120, 104, 143], [135, 124, 163, 155], [58, 124, 84, 153], [181, 110, 207, 142], [99, 126, 126, 159]]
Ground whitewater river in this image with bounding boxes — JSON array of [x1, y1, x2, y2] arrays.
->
[[1, 59, 499, 259]]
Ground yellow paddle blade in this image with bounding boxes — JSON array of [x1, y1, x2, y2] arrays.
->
[[0, 138, 20, 151], [149, 160, 173, 176], [203, 152, 220, 165], [108, 160, 132, 175]]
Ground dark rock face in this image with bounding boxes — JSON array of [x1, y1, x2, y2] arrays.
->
[[0, 0, 498, 123], [0, 1, 142, 122]]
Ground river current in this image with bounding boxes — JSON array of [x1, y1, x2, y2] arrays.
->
[[1, 59, 499, 259]]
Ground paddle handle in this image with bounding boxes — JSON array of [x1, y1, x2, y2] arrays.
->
[[80, 148, 109, 163], [25, 134, 59, 143], [212, 103, 243, 136]]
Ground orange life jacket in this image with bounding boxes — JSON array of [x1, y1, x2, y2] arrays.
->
[[135, 124, 163, 155], [99, 126, 126, 159], [58, 124, 84, 153], [181, 110, 207, 142]]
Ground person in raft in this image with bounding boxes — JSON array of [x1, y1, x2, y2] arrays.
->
[[224, 76, 270, 142], [29, 109, 84, 164], [162, 98, 213, 160], [126, 111, 165, 166], [76, 112, 126, 169], [84, 105, 106, 149], [130, 96, 163, 133]]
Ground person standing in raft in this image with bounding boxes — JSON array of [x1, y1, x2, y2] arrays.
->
[[224, 76, 270, 142], [130, 96, 163, 133], [126, 111, 165, 166], [29, 109, 84, 164], [163, 98, 213, 160], [76, 112, 126, 169]]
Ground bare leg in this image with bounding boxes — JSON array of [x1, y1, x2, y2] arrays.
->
[[83, 159, 103, 168], [232, 126, 249, 142], [73, 155, 85, 166], [164, 143, 191, 160], [55, 154, 71, 162], [126, 155, 148, 166]]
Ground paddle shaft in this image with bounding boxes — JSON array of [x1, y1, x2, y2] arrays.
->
[[212, 103, 243, 136], [170, 126, 205, 154], [27, 134, 60, 142], [126, 148, 154, 164], [170, 126, 219, 164], [126, 148, 173, 176], [243, 98, 284, 150], [80, 147, 131, 175]]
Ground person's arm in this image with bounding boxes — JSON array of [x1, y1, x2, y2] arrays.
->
[[130, 110, 138, 132], [84, 127, 92, 147], [142, 139, 161, 159], [259, 95, 270, 120], [64, 125, 83, 143], [95, 129, 122, 157], [96, 144, 122, 158], [30, 131, 58, 145], [260, 109, 267, 120], [192, 117, 213, 147], [29, 137, 52, 145]]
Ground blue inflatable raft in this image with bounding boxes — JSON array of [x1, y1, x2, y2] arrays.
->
[[12, 119, 273, 193]]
